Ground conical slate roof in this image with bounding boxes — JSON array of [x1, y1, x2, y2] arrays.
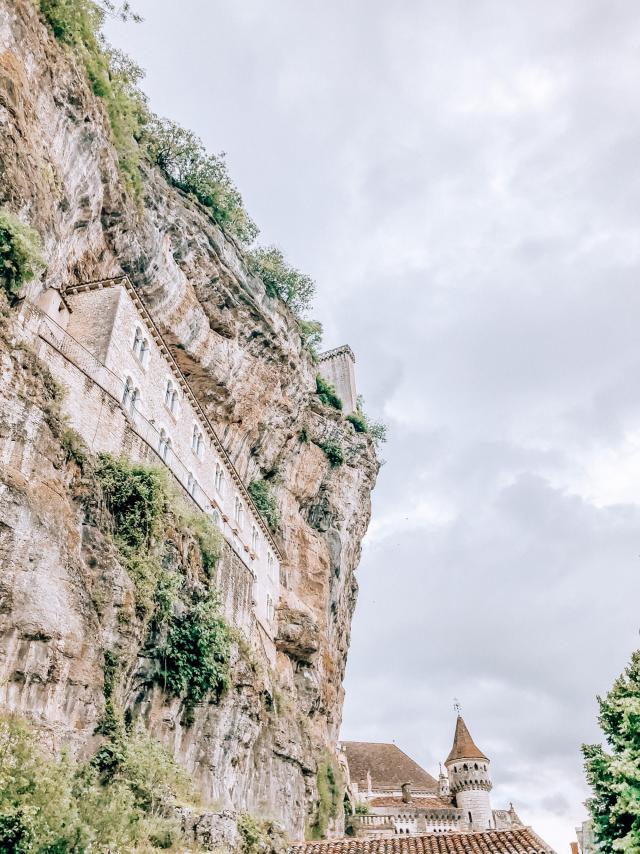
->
[[445, 715, 488, 763]]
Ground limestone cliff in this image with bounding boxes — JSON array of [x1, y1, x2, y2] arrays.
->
[[0, 0, 379, 843]]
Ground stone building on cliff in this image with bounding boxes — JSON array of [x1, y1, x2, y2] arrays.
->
[[18, 276, 359, 666], [341, 714, 524, 839]]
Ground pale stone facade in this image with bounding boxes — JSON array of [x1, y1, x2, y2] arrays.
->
[[19, 277, 283, 659], [318, 346, 358, 414]]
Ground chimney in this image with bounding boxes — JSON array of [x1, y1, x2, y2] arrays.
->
[[401, 782, 412, 804]]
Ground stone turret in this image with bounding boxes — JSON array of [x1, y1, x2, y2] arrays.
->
[[445, 715, 493, 831], [318, 345, 357, 414], [438, 763, 450, 796]]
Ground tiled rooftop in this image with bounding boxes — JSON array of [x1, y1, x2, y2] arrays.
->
[[292, 827, 554, 854], [342, 742, 438, 791]]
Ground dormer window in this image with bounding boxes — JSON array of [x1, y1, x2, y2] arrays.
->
[[192, 424, 204, 458]]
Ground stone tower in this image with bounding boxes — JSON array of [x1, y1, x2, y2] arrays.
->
[[445, 715, 493, 831]]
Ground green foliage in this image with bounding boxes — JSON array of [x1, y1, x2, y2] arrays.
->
[[247, 246, 315, 316], [298, 319, 323, 359], [39, 0, 148, 197], [145, 117, 258, 244], [309, 757, 342, 839], [159, 593, 231, 723], [247, 479, 280, 533], [0, 209, 44, 300], [349, 395, 388, 449], [95, 454, 169, 617], [319, 439, 344, 468], [346, 412, 367, 433], [95, 454, 166, 553], [354, 802, 369, 815], [61, 426, 88, 468], [298, 427, 310, 444], [315, 375, 342, 411], [0, 713, 195, 852], [583, 649, 640, 854]]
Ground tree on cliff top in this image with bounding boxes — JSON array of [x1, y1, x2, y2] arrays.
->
[[583, 648, 640, 854]]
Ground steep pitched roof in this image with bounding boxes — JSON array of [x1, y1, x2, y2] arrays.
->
[[292, 827, 555, 854], [446, 716, 488, 764], [342, 742, 438, 791]]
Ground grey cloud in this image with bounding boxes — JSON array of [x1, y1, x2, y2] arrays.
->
[[106, 2, 640, 850]]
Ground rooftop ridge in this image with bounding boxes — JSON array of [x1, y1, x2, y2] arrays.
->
[[290, 826, 556, 854], [63, 276, 283, 561]]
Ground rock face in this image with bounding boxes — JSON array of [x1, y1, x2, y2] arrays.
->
[[0, 0, 379, 842]]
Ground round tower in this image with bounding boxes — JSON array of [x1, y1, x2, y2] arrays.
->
[[444, 715, 493, 830]]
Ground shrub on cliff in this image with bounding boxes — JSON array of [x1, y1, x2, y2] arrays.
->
[[319, 439, 344, 468], [159, 592, 232, 725], [39, 0, 148, 196], [0, 209, 44, 301], [248, 479, 280, 533], [315, 375, 342, 410], [247, 246, 315, 316], [0, 713, 195, 852], [309, 756, 343, 839], [346, 396, 388, 448], [145, 116, 258, 245]]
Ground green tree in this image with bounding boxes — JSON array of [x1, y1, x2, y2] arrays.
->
[[145, 116, 258, 244], [0, 209, 44, 300], [247, 246, 315, 316], [583, 649, 640, 854]]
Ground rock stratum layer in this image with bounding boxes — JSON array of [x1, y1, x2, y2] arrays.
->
[[0, 0, 379, 841]]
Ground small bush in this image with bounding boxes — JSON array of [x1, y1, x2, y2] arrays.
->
[[247, 479, 280, 533], [298, 319, 323, 360], [354, 803, 369, 815], [319, 439, 344, 468], [159, 593, 231, 723], [0, 713, 194, 852], [346, 412, 367, 433], [315, 375, 342, 410], [145, 116, 258, 244], [95, 454, 166, 551], [0, 209, 44, 300], [61, 426, 88, 467], [247, 246, 315, 316]]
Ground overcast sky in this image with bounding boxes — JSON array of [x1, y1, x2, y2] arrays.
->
[[106, 2, 640, 850]]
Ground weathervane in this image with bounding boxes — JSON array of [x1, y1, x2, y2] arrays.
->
[[453, 698, 461, 715]]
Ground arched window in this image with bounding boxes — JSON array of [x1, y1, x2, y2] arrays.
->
[[267, 551, 275, 582], [215, 463, 224, 496], [158, 429, 171, 462], [211, 509, 222, 529], [139, 338, 149, 367], [165, 379, 173, 408], [474, 763, 478, 770], [122, 377, 133, 409], [133, 327, 142, 358], [234, 496, 244, 529], [129, 387, 139, 416], [187, 471, 197, 497], [251, 525, 259, 553], [463, 764, 468, 771], [171, 389, 178, 414], [192, 425, 204, 457]]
